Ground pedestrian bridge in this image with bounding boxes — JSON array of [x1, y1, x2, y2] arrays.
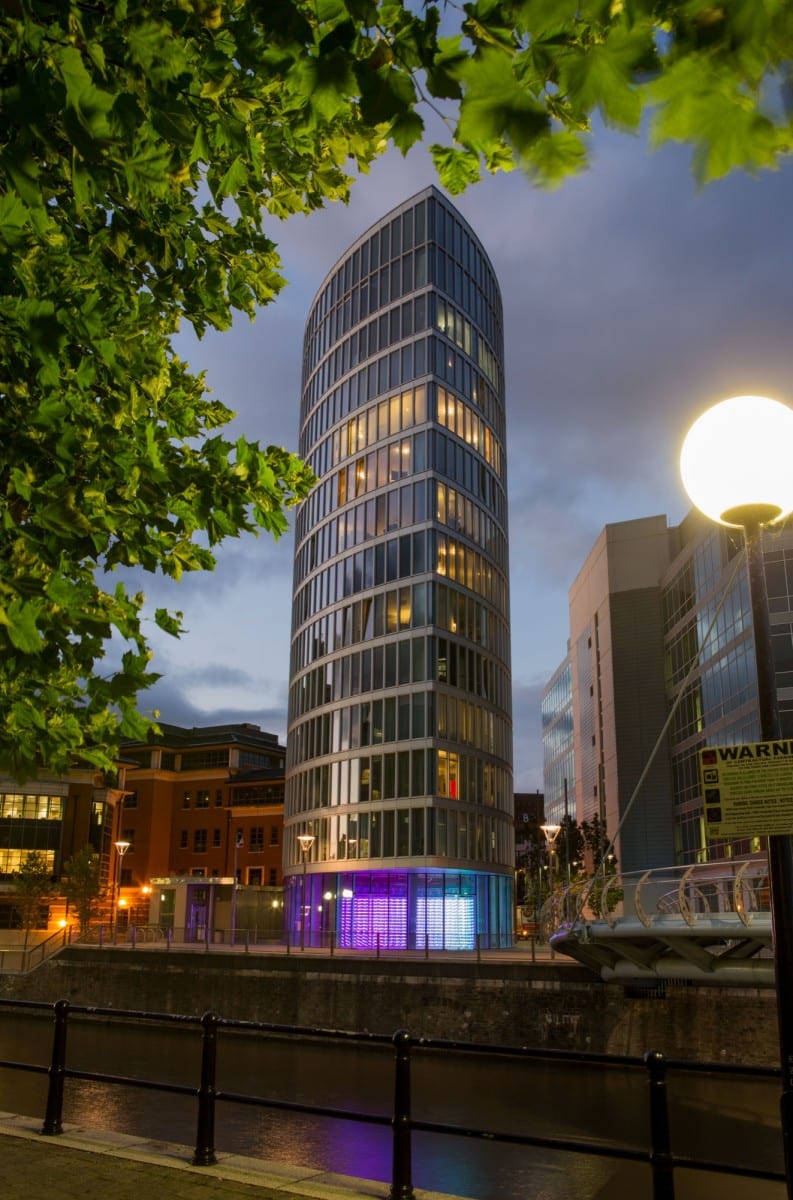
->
[[545, 858, 775, 986]]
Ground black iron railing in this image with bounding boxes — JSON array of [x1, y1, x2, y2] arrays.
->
[[0, 997, 784, 1200]]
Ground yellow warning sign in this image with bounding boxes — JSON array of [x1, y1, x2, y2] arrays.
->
[[699, 742, 793, 838]]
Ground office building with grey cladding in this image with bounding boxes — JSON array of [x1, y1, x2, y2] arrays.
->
[[542, 511, 793, 870], [284, 187, 514, 949]]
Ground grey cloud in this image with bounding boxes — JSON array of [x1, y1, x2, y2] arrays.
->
[[142, 675, 287, 743]]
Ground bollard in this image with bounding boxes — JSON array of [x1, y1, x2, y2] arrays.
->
[[245, 929, 250, 954], [644, 1049, 675, 1200], [330, 931, 335, 957], [42, 999, 70, 1135], [390, 1030, 415, 1200], [192, 1011, 219, 1166], [131, 925, 137, 949]]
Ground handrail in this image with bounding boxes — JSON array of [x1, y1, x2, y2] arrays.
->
[[0, 997, 783, 1199], [542, 856, 771, 940]]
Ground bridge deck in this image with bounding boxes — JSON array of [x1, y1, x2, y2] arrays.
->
[[545, 859, 775, 986]]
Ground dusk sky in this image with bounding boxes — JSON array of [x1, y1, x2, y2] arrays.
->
[[138, 119, 793, 792]]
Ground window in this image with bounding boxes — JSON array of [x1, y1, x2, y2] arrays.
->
[[179, 830, 188, 849], [212, 828, 221, 848], [182, 792, 191, 808], [124, 792, 138, 809], [250, 827, 264, 851], [120, 868, 133, 885], [193, 829, 207, 853], [196, 790, 210, 808], [268, 868, 278, 886], [248, 868, 263, 886], [180, 750, 229, 770], [270, 826, 279, 846], [215, 790, 224, 807], [122, 828, 135, 849]]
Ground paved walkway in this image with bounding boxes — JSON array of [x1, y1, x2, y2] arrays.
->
[[0, 1112, 451, 1200]]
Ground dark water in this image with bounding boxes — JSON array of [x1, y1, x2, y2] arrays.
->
[[0, 1012, 784, 1200]]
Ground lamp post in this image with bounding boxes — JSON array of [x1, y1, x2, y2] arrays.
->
[[540, 823, 561, 955], [296, 833, 315, 951], [113, 839, 130, 942], [681, 393, 793, 1197], [231, 828, 244, 947]]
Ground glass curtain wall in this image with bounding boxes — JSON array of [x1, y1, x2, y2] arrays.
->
[[285, 187, 514, 949]]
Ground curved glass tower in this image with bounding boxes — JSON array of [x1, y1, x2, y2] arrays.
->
[[285, 187, 513, 949]]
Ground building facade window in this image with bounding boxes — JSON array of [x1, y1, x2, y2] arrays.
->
[[193, 829, 207, 853], [285, 188, 514, 951]]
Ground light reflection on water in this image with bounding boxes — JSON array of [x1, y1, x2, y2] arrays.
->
[[0, 1014, 784, 1200]]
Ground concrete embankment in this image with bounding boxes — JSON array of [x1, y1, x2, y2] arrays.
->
[[0, 945, 779, 1066]]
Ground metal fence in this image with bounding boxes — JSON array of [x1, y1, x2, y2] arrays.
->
[[75, 924, 505, 959], [0, 997, 784, 1200]]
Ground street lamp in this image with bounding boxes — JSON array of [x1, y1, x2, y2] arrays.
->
[[681, 393, 793, 1195], [296, 833, 315, 951], [113, 839, 130, 942], [540, 823, 561, 954], [231, 828, 244, 947]]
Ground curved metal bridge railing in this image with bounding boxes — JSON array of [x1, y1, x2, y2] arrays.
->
[[542, 858, 774, 985]]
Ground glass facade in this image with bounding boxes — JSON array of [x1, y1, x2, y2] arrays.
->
[[285, 187, 514, 948], [541, 657, 575, 825], [0, 790, 64, 878], [662, 523, 793, 864]]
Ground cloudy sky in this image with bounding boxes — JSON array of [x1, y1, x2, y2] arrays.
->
[[140, 117, 793, 791]]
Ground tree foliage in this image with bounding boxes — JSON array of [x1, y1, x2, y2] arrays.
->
[[61, 845, 104, 934], [1, 0, 790, 777], [12, 849, 55, 938]]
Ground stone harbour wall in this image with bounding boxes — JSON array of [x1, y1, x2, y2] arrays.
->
[[0, 946, 779, 1067]]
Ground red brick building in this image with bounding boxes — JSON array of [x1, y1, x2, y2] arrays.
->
[[119, 723, 286, 924]]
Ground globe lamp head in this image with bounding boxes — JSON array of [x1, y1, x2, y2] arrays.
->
[[680, 395, 793, 529]]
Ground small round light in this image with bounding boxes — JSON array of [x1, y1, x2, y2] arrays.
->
[[680, 395, 793, 528]]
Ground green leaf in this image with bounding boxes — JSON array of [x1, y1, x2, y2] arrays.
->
[[357, 61, 417, 125], [216, 155, 249, 198], [429, 144, 482, 193], [0, 191, 30, 242], [521, 130, 589, 185], [154, 608, 184, 637], [646, 54, 785, 181], [455, 49, 549, 154], [53, 45, 114, 139], [390, 110, 424, 154], [3, 601, 43, 654], [558, 26, 650, 130]]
